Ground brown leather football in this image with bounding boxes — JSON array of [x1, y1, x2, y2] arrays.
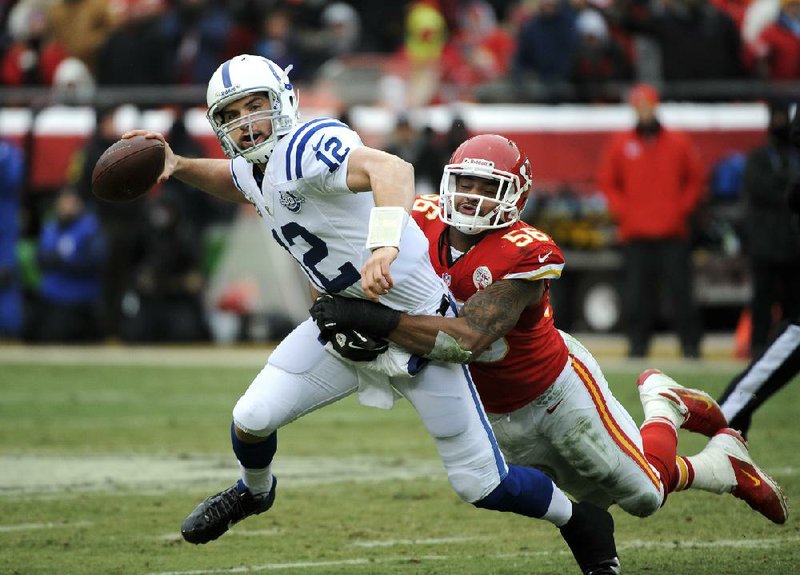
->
[[91, 135, 165, 202]]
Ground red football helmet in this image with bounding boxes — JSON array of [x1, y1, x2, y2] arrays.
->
[[439, 134, 533, 234]]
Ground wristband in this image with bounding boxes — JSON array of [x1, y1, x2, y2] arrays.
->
[[366, 207, 409, 251]]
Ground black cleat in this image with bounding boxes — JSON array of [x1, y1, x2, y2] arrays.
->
[[181, 477, 277, 544], [560, 501, 621, 575]]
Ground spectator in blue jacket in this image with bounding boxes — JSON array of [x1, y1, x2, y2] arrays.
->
[[513, 0, 577, 100], [26, 186, 107, 342], [0, 138, 24, 339]]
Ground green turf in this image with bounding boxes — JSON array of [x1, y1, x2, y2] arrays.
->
[[1, 354, 797, 574]]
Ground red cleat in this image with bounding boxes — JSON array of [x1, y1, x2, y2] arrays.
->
[[637, 369, 727, 437], [698, 429, 789, 524]]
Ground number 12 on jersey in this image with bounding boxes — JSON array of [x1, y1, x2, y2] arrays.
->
[[314, 136, 350, 172]]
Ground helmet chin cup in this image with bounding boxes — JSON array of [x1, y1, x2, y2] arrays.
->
[[452, 212, 490, 235]]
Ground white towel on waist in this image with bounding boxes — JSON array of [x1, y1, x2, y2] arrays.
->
[[324, 341, 419, 409]]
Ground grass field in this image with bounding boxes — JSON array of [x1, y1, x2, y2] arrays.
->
[[1, 346, 798, 575]]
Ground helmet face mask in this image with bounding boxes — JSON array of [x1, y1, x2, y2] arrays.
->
[[206, 55, 299, 164], [439, 134, 532, 234]]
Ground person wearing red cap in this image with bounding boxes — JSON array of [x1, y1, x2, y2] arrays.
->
[[597, 83, 705, 358]]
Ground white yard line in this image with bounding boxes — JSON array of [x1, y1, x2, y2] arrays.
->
[[2, 453, 792, 498], [145, 557, 447, 575], [619, 537, 800, 550], [143, 536, 800, 575], [350, 536, 492, 548], [0, 454, 443, 497], [0, 521, 93, 532], [0, 345, 272, 368]]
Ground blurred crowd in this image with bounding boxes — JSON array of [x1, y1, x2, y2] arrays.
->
[[1, 0, 799, 106], [0, 0, 798, 352], [0, 106, 240, 344]]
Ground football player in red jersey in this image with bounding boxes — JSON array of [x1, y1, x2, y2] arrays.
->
[[311, 135, 789, 541]]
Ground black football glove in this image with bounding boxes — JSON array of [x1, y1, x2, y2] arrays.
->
[[310, 294, 401, 340], [328, 329, 389, 362]]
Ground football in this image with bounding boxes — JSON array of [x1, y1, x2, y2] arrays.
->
[[91, 135, 165, 202]]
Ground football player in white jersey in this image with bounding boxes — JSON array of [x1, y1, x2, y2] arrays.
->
[[123, 55, 620, 574]]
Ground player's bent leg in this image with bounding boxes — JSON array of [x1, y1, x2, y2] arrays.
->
[[681, 428, 788, 524], [182, 322, 360, 544], [394, 362, 504, 502], [543, 346, 665, 518], [637, 369, 727, 436], [404, 361, 621, 575], [396, 363, 571, 523]]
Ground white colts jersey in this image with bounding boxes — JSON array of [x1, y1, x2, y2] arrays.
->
[[229, 118, 446, 315]]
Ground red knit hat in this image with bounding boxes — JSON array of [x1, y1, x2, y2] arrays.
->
[[628, 83, 660, 106]]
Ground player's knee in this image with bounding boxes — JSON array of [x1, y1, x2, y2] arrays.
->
[[448, 471, 494, 503], [554, 417, 618, 480], [233, 394, 276, 437], [616, 486, 662, 517]]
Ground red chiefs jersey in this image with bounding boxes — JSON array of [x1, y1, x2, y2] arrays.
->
[[412, 194, 570, 413]]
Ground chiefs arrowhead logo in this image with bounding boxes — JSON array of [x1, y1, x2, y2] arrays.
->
[[473, 266, 492, 290]]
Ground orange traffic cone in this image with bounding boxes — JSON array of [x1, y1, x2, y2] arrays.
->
[[733, 308, 751, 359]]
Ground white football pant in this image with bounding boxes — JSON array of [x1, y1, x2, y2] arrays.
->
[[488, 331, 665, 517], [233, 318, 508, 503]]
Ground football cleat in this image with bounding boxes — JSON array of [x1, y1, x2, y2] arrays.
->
[[697, 429, 788, 524], [181, 476, 277, 544], [637, 369, 727, 436], [560, 501, 621, 575]]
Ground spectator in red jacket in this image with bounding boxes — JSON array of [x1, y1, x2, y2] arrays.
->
[[748, 0, 800, 80], [597, 84, 705, 358], [439, 0, 515, 101], [2, 1, 67, 86]]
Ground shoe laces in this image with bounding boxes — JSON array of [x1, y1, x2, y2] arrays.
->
[[203, 486, 250, 523]]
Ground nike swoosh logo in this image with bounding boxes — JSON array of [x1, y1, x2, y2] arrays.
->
[[681, 391, 715, 411], [546, 398, 564, 414], [741, 469, 762, 488], [538, 251, 553, 263], [312, 135, 324, 152]]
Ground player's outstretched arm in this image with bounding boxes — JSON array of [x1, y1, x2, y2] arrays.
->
[[311, 279, 545, 362], [122, 130, 247, 204], [393, 279, 545, 361]]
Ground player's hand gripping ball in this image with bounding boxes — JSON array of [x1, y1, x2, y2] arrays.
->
[[91, 135, 165, 202]]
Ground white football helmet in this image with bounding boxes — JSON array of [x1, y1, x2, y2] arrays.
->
[[206, 55, 299, 164], [440, 134, 533, 234]]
